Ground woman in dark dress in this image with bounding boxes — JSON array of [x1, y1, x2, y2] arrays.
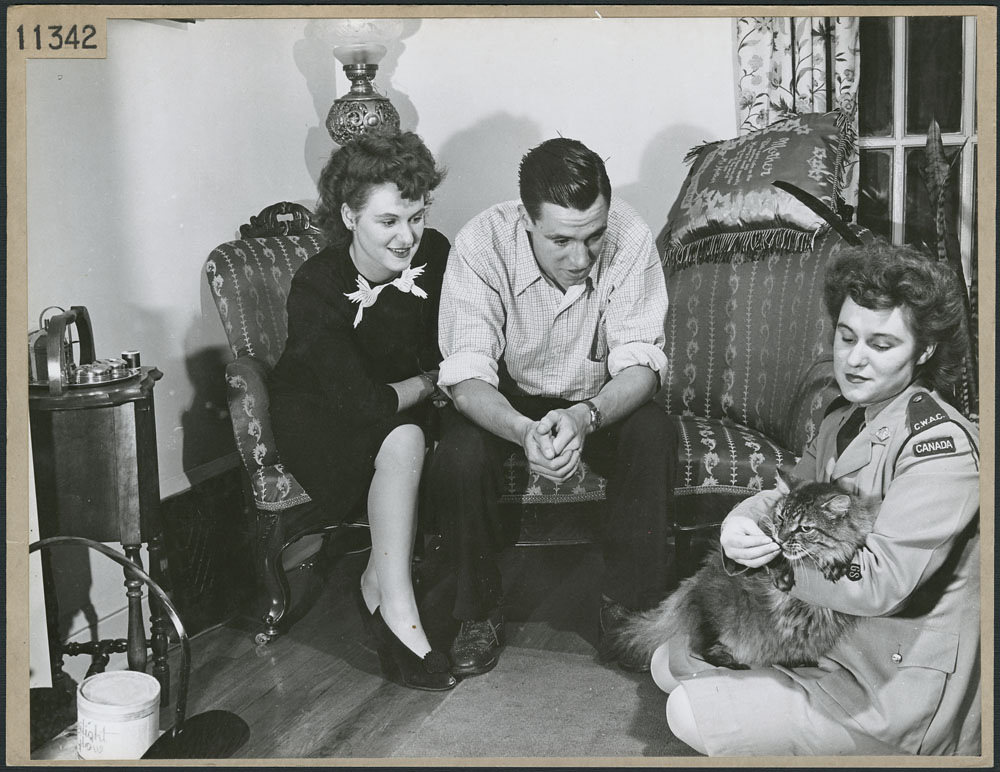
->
[[270, 132, 455, 690]]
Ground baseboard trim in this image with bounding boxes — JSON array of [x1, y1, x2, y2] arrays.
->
[[62, 594, 141, 643], [160, 452, 241, 499]]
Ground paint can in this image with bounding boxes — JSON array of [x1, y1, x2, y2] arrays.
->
[[76, 671, 160, 759]]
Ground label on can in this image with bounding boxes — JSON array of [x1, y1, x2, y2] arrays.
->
[[77, 671, 160, 759]]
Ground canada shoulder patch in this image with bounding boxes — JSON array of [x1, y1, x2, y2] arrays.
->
[[913, 436, 957, 457], [906, 392, 949, 435]]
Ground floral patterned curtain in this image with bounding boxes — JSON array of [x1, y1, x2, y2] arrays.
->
[[736, 17, 861, 211]]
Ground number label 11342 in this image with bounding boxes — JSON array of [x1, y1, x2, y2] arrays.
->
[[17, 24, 99, 51]]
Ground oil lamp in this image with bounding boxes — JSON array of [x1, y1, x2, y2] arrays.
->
[[326, 41, 400, 145]]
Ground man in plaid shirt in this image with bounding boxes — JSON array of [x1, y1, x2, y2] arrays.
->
[[427, 138, 677, 676]]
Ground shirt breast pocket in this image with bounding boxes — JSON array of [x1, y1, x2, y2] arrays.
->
[[587, 314, 608, 363]]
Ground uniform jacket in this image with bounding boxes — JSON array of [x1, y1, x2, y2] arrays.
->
[[728, 381, 981, 755]]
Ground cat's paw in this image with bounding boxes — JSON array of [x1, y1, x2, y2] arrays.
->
[[770, 562, 796, 592], [823, 564, 849, 582], [702, 642, 748, 670], [778, 657, 819, 668]]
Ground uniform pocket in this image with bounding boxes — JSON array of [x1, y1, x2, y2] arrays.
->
[[815, 623, 958, 753]]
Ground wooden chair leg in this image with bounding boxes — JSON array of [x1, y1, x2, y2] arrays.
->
[[147, 533, 171, 705], [123, 545, 148, 672], [252, 501, 367, 645], [255, 513, 290, 646]]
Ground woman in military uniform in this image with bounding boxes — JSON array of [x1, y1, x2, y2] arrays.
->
[[651, 240, 981, 756]]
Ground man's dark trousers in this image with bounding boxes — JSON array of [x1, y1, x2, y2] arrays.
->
[[426, 395, 677, 621]]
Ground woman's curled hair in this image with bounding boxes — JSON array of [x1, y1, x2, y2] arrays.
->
[[823, 238, 970, 392], [314, 131, 445, 247]]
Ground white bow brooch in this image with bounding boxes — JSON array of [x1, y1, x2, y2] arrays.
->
[[344, 263, 428, 328]]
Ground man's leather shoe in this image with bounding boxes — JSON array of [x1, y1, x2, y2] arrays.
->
[[598, 600, 650, 673], [449, 609, 504, 676]]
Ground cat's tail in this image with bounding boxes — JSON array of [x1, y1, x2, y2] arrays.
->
[[611, 584, 693, 671]]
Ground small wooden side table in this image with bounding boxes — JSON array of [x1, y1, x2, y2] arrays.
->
[[29, 366, 171, 703]]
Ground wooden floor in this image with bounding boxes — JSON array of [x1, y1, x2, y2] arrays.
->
[[156, 539, 677, 760]]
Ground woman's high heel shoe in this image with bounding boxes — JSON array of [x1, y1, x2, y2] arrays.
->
[[371, 609, 457, 692], [355, 583, 376, 639]]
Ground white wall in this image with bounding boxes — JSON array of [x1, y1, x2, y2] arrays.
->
[[26, 19, 327, 500], [390, 17, 737, 239], [24, 15, 736, 676], [27, 15, 736, 496]]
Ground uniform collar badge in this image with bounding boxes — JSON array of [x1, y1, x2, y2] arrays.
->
[[875, 426, 891, 442]]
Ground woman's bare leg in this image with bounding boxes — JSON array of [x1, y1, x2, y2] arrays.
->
[[359, 424, 431, 657]]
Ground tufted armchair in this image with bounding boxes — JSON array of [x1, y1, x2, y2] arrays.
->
[[204, 202, 369, 645]]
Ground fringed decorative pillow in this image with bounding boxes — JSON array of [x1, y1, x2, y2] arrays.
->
[[657, 110, 855, 266]]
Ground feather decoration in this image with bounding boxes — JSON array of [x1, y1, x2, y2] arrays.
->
[[771, 180, 862, 246], [922, 119, 976, 420]]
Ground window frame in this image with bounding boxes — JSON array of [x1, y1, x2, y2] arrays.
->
[[857, 15, 978, 288]]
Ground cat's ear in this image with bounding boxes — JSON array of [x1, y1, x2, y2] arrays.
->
[[776, 470, 806, 495], [825, 494, 853, 516]]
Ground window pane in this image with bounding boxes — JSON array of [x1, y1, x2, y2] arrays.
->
[[858, 149, 892, 238], [859, 17, 894, 136], [903, 146, 960, 252], [906, 17, 964, 134]]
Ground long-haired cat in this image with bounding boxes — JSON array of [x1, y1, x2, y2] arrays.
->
[[617, 475, 878, 670]]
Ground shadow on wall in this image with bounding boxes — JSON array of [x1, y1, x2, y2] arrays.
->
[[432, 113, 544, 240], [101, 300, 236, 487], [432, 120, 713, 242], [296, 19, 422, 188], [182, 279, 240, 475], [180, 344, 236, 473], [614, 123, 718, 238], [296, 22, 338, 186], [51, 545, 97, 656], [376, 19, 422, 138]]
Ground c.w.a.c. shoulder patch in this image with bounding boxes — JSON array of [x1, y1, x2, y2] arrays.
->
[[913, 436, 957, 457], [906, 392, 949, 435]]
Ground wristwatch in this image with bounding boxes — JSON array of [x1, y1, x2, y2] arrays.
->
[[582, 399, 602, 433]]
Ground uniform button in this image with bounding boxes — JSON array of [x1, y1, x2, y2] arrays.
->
[[913, 395, 923, 402], [891, 652, 903, 664]]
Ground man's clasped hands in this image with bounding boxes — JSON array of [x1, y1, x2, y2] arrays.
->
[[520, 405, 593, 483]]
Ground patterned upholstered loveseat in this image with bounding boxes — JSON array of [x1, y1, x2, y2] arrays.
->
[[655, 229, 861, 535], [206, 202, 865, 640], [499, 227, 865, 570]]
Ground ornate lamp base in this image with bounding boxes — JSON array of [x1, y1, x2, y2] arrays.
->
[[326, 52, 400, 145], [326, 95, 400, 145]]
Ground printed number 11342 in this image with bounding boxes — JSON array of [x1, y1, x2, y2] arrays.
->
[[16, 23, 99, 51]]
